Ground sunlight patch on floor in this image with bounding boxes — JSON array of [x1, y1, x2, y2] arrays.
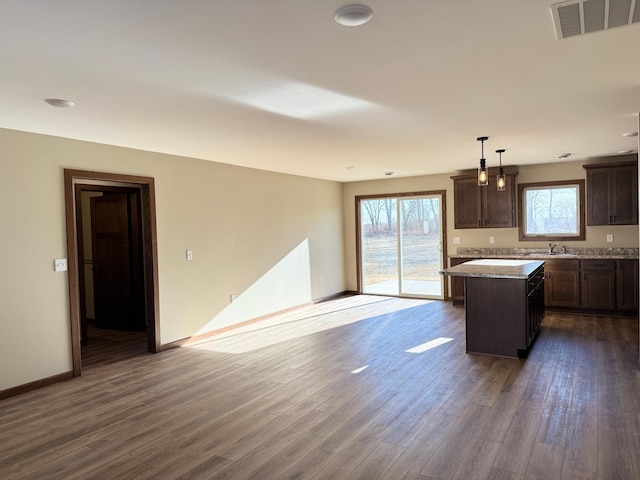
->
[[406, 337, 453, 353], [185, 295, 433, 354], [351, 365, 369, 374]]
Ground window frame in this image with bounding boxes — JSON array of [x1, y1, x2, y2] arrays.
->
[[517, 179, 585, 241]]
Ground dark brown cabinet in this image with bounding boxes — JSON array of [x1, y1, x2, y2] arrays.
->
[[464, 265, 544, 358], [616, 259, 639, 312], [584, 161, 638, 225], [449, 257, 476, 305], [450, 256, 637, 314], [580, 260, 616, 310], [451, 172, 517, 229], [544, 259, 581, 309]]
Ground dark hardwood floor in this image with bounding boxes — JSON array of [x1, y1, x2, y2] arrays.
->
[[0, 296, 639, 479], [81, 323, 148, 369]]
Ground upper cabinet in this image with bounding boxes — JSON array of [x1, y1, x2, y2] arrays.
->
[[451, 172, 518, 228], [584, 161, 638, 225]]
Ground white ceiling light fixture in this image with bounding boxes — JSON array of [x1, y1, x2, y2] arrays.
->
[[622, 131, 638, 137], [45, 98, 75, 108], [334, 4, 373, 26]]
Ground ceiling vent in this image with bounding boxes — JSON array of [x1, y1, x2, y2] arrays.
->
[[551, 0, 640, 39]]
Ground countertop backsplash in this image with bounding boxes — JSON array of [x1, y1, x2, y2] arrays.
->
[[451, 247, 639, 259]]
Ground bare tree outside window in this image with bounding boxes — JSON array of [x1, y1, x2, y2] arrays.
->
[[518, 180, 586, 241]]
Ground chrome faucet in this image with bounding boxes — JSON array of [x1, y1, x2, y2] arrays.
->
[[548, 243, 566, 254]]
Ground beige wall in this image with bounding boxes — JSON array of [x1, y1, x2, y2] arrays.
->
[[343, 156, 640, 292], [0, 128, 345, 391]]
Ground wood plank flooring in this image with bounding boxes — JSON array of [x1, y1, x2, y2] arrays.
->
[[1, 296, 639, 479]]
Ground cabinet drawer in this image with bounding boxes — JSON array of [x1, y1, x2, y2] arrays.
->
[[544, 259, 580, 270], [580, 260, 615, 271]]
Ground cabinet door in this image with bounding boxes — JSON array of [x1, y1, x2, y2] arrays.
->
[[616, 259, 639, 312], [581, 260, 616, 310], [611, 165, 638, 225], [483, 174, 516, 228], [453, 178, 482, 228], [544, 260, 580, 308], [586, 167, 611, 226], [585, 162, 638, 226]]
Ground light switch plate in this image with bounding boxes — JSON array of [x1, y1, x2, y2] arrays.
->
[[606, 234, 613, 243], [186, 249, 193, 260], [53, 258, 68, 272], [453, 237, 461, 244]]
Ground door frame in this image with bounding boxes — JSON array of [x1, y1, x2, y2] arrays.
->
[[355, 190, 448, 298], [64, 169, 161, 376]]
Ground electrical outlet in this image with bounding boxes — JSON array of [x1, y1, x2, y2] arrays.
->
[[453, 237, 461, 244], [53, 258, 68, 272], [320, 275, 324, 283], [606, 234, 613, 243], [186, 249, 193, 260], [489, 236, 495, 244], [230, 293, 236, 303]]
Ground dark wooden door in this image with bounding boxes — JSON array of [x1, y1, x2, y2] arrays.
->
[[91, 193, 145, 331]]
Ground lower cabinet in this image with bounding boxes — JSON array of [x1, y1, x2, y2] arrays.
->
[[449, 257, 476, 306], [526, 268, 545, 347], [544, 259, 581, 309], [617, 259, 639, 311], [581, 260, 616, 310], [546, 258, 637, 313], [465, 265, 544, 358], [451, 256, 638, 313]]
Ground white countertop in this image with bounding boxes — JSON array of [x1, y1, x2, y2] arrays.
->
[[441, 259, 545, 279]]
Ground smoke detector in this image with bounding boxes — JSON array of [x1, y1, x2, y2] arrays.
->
[[335, 5, 373, 26]]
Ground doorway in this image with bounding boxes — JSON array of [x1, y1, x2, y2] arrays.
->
[[64, 170, 160, 376], [356, 191, 447, 299]]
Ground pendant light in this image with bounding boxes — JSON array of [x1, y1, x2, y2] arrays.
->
[[477, 136, 489, 186], [496, 149, 506, 191]]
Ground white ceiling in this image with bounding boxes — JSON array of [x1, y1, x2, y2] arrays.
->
[[1, 0, 639, 182]]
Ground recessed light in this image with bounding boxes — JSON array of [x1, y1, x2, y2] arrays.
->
[[334, 5, 373, 26], [45, 98, 75, 108], [556, 153, 571, 160], [622, 131, 638, 137]]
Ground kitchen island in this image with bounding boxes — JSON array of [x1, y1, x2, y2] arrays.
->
[[441, 259, 545, 358]]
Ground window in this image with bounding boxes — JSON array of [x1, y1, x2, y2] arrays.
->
[[518, 179, 585, 241]]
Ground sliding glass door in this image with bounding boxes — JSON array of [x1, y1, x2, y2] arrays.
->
[[359, 193, 445, 299]]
